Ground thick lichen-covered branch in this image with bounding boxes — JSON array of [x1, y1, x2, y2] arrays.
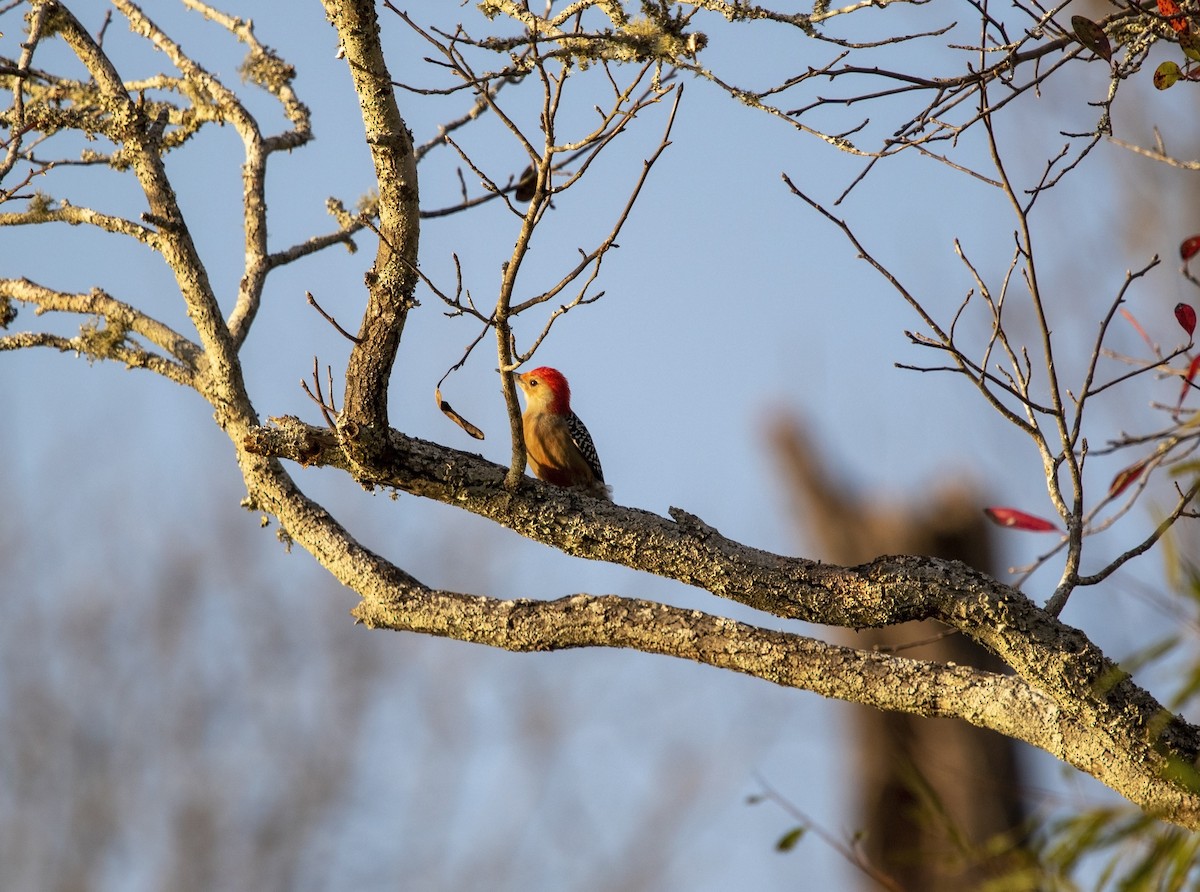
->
[[243, 414, 1200, 825], [352, 587, 1068, 754], [322, 0, 420, 436]]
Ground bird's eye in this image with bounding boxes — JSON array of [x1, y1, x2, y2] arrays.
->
[[529, 378, 539, 386]]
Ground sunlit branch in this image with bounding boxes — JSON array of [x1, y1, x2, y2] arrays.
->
[[0, 201, 157, 242]]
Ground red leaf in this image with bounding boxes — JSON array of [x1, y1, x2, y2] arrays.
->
[[1177, 303, 1197, 337], [983, 507, 1060, 532], [1180, 355, 1200, 407], [1158, 0, 1190, 33], [1181, 235, 1200, 261], [1108, 460, 1148, 498]]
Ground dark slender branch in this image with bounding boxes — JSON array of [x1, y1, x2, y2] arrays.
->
[[306, 291, 360, 345]]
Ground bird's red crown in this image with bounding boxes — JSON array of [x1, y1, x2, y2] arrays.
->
[[523, 366, 572, 414]]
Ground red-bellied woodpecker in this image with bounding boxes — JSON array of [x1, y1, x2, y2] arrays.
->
[[515, 366, 611, 500]]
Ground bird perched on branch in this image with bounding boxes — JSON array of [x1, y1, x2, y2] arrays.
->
[[515, 366, 611, 500]]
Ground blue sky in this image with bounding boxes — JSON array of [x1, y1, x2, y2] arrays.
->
[[5, 2, 1200, 888]]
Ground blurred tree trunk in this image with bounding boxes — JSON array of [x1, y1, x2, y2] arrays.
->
[[770, 418, 1030, 890]]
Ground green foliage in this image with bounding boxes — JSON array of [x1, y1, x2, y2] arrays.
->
[[1042, 811, 1200, 891], [775, 826, 806, 852]]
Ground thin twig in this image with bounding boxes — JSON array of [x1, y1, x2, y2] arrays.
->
[[306, 291, 360, 344]]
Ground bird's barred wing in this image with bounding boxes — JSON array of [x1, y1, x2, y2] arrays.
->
[[565, 412, 604, 483]]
